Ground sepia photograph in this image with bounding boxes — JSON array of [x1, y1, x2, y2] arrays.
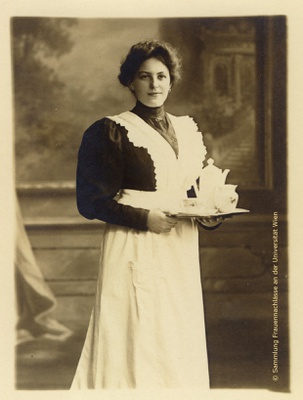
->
[[12, 14, 289, 391], [1, 1, 302, 399]]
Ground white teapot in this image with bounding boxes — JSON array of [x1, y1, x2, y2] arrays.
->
[[199, 158, 230, 188], [197, 158, 231, 209]]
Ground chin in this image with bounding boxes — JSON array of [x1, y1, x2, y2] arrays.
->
[[144, 99, 164, 108], [137, 95, 166, 108]]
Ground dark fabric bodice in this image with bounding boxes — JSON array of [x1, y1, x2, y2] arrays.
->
[[131, 102, 179, 157], [76, 103, 180, 231]]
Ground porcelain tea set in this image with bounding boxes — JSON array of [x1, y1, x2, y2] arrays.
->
[[189, 158, 239, 214]]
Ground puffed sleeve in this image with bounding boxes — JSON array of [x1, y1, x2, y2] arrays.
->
[[76, 118, 149, 231]]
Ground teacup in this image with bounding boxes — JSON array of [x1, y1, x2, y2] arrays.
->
[[214, 185, 239, 212]]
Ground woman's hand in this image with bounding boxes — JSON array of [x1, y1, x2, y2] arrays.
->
[[196, 215, 224, 229], [147, 209, 178, 234]]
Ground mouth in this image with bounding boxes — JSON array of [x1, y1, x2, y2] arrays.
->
[[148, 92, 162, 96]]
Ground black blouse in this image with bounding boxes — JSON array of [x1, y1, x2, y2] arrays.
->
[[76, 103, 179, 231]]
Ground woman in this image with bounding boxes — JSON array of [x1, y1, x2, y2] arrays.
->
[[71, 39, 223, 389]]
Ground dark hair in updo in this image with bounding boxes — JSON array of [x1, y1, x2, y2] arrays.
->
[[118, 39, 182, 87]]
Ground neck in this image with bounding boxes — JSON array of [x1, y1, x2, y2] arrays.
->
[[132, 101, 165, 119]]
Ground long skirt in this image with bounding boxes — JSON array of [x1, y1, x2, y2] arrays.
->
[[71, 218, 209, 389]]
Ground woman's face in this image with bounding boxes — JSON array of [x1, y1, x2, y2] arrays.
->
[[131, 57, 171, 108]]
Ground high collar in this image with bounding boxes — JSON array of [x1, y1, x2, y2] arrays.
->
[[131, 101, 165, 121]]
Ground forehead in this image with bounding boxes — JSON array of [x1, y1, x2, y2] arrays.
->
[[137, 57, 169, 73]]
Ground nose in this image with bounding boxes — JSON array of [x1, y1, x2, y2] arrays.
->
[[150, 76, 158, 88]]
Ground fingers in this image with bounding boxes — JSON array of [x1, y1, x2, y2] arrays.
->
[[199, 217, 214, 225], [153, 226, 174, 234], [200, 216, 223, 224], [147, 209, 178, 234], [166, 216, 178, 226], [161, 217, 177, 233], [196, 215, 224, 229]]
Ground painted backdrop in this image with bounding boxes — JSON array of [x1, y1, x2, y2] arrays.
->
[[12, 17, 259, 188]]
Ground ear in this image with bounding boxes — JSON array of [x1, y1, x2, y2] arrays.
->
[[129, 83, 135, 92]]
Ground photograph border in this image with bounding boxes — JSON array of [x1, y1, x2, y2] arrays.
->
[[1, 1, 302, 399]]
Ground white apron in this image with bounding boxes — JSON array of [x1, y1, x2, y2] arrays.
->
[[71, 112, 209, 389]]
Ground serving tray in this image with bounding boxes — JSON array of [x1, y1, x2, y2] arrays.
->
[[165, 208, 250, 218]]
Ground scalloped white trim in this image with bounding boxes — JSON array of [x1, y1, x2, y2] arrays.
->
[[167, 113, 207, 193], [107, 111, 206, 198]]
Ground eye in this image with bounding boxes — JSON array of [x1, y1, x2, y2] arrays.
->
[[158, 74, 167, 80], [139, 74, 149, 80]]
